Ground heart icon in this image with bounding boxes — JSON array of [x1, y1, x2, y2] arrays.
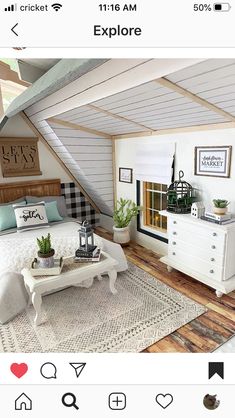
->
[[156, 393, 173, 409], [10, 363, 28, 379]]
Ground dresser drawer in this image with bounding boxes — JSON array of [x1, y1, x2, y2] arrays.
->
[[169, 217, 225, 236], [168, 223, 226, 255], [168, 248, 223, 280], [168, 238, 224, 266]]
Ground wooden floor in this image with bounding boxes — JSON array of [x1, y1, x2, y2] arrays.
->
[[96, 226, 235, 353]]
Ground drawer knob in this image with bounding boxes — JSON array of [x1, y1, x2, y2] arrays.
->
[[173, 232, 177, 235], [213, 232, 217, 237], [172, 241, 176, 245], [210, 269, 214, 274], [211, 245, 216, 249], [172, 252, 176, 256], [173, 221, 177, 224], [211, 258, 215, 262]]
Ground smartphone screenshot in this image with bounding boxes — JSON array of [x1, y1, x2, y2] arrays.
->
[[0, 0, 235, 416]]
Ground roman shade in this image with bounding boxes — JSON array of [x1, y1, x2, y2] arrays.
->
[[135, 142, 175, 185]]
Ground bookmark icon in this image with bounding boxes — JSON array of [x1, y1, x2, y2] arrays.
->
[[69, 363, 86, 378]]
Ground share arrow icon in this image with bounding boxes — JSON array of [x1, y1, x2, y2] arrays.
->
[[69, 363, 86, 378]]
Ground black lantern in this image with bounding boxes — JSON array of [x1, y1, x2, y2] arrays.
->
[[167, 170, 196, 214], [78, 220, 95, 252]]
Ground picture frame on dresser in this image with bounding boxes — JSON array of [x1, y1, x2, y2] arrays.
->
[[194, 145, 232, 178]]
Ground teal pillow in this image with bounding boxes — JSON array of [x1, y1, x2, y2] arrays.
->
[[45, 201, 63, 222], [0, 201, 26, 231]]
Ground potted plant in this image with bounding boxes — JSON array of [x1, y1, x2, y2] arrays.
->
[[213, 199, 230, 215], [113, 198, 141, 244], [36, 233, 55, 268]]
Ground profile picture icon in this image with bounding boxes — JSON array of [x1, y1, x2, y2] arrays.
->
[[203, 394, 220, 410]]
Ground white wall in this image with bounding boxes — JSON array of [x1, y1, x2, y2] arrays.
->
[[115, 127, 235, 255], [0, 114, 71, 183]]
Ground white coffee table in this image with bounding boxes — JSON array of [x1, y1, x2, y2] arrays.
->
[[21, 251, 118, 326]]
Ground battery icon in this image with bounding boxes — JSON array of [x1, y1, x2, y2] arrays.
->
[[213, 3, 232, 11]]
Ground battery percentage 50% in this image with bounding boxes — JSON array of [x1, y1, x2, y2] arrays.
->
[[193, 4, 212, 11]]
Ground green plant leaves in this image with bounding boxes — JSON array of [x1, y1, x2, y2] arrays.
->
[[213, 199, 229, 208], [113, 198, 141, 228], [36, 233, 52, 254]]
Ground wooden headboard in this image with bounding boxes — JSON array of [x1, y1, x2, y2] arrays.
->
[[0, 179, 61, 203]]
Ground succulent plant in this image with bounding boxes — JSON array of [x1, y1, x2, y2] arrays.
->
[[213, 199, 230, 208], [37, 233, 52, 255]]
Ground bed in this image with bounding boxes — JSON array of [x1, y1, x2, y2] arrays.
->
[[0, 179, 128, 276]]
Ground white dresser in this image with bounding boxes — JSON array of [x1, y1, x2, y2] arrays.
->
[[160, 211, 235, 297]]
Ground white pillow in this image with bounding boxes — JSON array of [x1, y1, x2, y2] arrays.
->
[[13, 202, 49, 232]]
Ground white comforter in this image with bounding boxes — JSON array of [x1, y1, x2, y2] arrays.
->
[[0, 221, 128, 275]]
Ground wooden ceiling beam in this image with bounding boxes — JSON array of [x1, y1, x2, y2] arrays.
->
[[156, 77, 235, 122], [87, 104, 153, 132], [47, 117, 112, 139], [113, 121, 235, 140], [0, 61, 30, 87]]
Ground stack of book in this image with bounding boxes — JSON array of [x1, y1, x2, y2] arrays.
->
[[201, 211, 235, 225], [74, 245, 101, 262]]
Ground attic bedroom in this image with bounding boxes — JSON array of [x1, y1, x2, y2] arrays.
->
[[0, 57, 235, 353]]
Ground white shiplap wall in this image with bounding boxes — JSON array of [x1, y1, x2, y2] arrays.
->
[[46, 120, 114, 215]]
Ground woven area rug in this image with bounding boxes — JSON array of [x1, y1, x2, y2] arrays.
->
[[0, 262, 206, 352]]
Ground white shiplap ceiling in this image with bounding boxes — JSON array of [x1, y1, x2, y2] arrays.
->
[[22, 58, 235, 216], [51, 59, 235, 136]]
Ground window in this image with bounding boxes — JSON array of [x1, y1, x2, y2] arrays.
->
[[143, 182, 168, 232]]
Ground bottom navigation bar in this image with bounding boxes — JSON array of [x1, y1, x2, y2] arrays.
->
[[0, 385, 232, 416]]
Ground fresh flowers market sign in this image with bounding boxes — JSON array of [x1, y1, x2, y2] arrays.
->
[[195, 146, 232, 178]]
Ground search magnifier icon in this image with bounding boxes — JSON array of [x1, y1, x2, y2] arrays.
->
[[62, 393, 79, 410]]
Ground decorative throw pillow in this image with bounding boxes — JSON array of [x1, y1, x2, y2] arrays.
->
[[0, 201, 26, 231], [13, 202, 49, 232], [26, 195, 68, 217], [45, 201, 63, 222]]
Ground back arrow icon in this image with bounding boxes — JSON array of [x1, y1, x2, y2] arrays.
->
[[11, 23, 18, 36]]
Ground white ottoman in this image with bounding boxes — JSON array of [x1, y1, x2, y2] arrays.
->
[[0, 272, 29, 324]]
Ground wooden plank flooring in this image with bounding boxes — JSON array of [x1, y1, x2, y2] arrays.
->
[[95, 226, 235, 353]]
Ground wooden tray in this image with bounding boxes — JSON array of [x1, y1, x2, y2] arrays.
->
[[30, 257, 64, 276]]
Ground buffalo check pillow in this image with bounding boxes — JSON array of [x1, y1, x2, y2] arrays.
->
[[13, 202, 49, 232]]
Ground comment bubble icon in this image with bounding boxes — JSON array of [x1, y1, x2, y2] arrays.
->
[[40, 362, 57, 379]]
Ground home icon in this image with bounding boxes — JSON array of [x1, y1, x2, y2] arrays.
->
[[15, 393, 32, 411]]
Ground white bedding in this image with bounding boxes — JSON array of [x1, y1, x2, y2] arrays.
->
[[0, 221, 128, 275]]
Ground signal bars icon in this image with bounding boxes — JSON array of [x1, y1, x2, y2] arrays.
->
[[4, 3, 17, 11]]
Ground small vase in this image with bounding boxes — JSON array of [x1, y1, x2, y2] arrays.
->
[[213, 207, 228, 215], [37, 249, 55, 268], [113, 226, 130, 245]]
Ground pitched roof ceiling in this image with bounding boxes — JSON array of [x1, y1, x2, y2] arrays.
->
[[50, 59, 235, 136], [6, 58, 235, 216], [5, 59, 108, 117]]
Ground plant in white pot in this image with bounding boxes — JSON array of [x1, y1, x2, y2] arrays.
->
[[113, 198, 140, 245], [36, 233, 55, 268], [213, 199, 230, 215]]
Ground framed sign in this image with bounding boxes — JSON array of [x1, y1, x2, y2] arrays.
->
[[0, 137, 42, 177], [194, 146, 232, 178], [119, 167, 133, 183]]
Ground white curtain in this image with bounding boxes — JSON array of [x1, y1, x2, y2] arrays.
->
[[135, 142, 175, 185]]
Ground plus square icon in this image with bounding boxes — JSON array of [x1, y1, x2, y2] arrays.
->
[[109, 393, 126, 410]]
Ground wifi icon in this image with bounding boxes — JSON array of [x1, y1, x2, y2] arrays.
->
[[51, 3, 62, 11]]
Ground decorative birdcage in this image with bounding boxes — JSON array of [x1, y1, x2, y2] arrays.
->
[[167, 170, 196, 214]]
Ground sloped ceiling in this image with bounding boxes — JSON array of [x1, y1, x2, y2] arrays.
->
[[17, 58, 235, 215], [35, 118, 114, 215]]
